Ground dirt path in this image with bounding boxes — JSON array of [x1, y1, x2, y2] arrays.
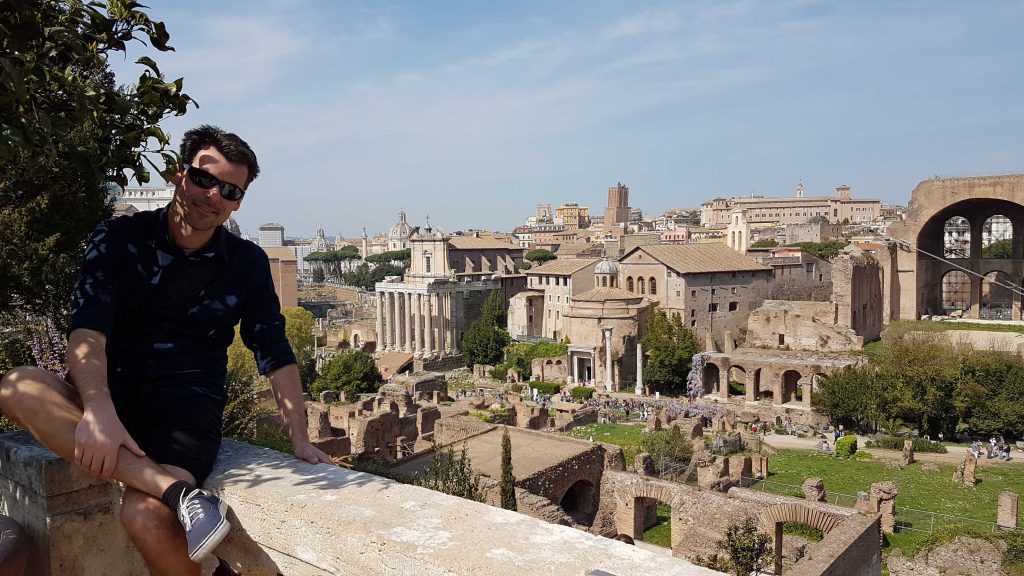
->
[[762, 433, 1021, 467]]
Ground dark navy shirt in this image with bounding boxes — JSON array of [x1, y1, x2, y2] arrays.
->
[[68, 207, 296, 399]]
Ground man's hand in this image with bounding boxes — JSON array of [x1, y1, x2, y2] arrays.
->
[[74, 405, 146, 477], [293, 441, 332, 465]]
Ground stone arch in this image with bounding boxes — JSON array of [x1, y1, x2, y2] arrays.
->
[[703, 363, 721, 396], [352, 333, 361, 349], [940, 270, 971, 313], [559, 479, 598, 524], [781, 370, 802, 404], [981, 270, 1014, 320], [910, 195, 1024, 318], [943, 216, 970, 258], [750, 368, 762, 400], [981, 214, 1013, 257], [727, 365, 747, 398], [615, 481, 688, 550], [758, 502, 846, 575]]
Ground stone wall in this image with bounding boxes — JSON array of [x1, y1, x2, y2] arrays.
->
[[832, 249, 883, 342], [0, 433, 724, 576], [788, 513, 882, 576], [434, 417, 497, 445], [746, 300, 864, 351], [417, 355, 465, 372], [532, 355, 570, 383]]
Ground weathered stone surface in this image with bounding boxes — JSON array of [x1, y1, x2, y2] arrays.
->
[[635, 453, 657, 477], [901, 439, 915, 466], [801, 477, 827, 502], [870, 481, 899, 534], [888, 537, 1010, 576], [953, 454, 978, 486], [318, 390, 337, 403], [997, 491, 1018, 530]]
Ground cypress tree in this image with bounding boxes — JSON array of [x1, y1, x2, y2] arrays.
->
[[500, 427, 517, 511]]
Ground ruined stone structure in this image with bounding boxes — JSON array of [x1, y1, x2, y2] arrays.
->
[[307, 381, 444, 459], [376, 225, 526, 359], [700, 348, 859, 408], [884, 175, 1024, 321], [596, 471, 882, 576]]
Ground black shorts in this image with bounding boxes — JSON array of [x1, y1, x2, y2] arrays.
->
[[110, 382, 225, 485]]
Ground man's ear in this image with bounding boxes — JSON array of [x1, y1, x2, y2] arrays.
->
[[170, 167, 185, 187]]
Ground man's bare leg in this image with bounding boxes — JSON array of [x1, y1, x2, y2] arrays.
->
[[122, 464, 202, 576], [0, 366, 182, 500]]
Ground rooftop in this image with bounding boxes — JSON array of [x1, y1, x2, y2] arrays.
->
[[629, 244, 771, 274], [524, 258, 599, 276]]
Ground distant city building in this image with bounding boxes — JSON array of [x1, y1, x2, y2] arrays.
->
[[700, 183, 881, 228], [555, 203, 590, 230], [114, 185, 174, 212], [258, 223, 285, 247], [388, 209, 414, 252], [784, 221, 845, 244], [263, 247, 298, 309], [603, 182, 631, 235]]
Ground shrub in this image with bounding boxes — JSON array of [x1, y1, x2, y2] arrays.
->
[[492, 363, 510, 381], [471, 411, 493, 423], [529, 381, 561, 395], [570, 386, 595, 401], [865, 435, 948, 454], [834, 435, 858, 458]]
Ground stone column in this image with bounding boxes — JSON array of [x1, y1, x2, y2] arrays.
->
[[413, 293, 423, 358], [424, 293, 433, 358], [375, 294, 384, 351], [395, 292, 406, 351], [719, 364, 729, 399], [602, 326, 614, 392], [451, 292, 460, 354], [773, 521, 783, 575], [386, 292, 396, 351], [802, 381, 812, 408], [635, 342, 644, 396], [404, 292, 414, 353], [445, 293, 456, 354], [970, 275, 982, 320]]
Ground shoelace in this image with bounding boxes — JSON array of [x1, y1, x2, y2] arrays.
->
[[178, 489, 206, 531]]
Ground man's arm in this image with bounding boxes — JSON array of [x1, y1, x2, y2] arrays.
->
[[266, 364, 331, 464], [66, 328, 146, 477]]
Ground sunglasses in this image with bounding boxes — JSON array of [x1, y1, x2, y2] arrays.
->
[[183, 163, 247, 201]]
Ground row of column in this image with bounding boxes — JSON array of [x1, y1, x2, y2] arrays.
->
[[376, 290, 459, 357]]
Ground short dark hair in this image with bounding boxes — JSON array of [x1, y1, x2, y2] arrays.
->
[[179, 125, 260, 186]]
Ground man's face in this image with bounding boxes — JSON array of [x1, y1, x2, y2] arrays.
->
[[173, 145, 248, 232]]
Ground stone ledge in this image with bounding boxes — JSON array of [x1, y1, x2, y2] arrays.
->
[[208, 440, 724, 575]]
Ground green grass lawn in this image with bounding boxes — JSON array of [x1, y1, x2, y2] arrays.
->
[[643, 503, 672, 547], [565, 422, 648, 464]]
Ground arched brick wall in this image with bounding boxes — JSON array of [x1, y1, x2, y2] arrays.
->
[[758, 502, 844, 535]]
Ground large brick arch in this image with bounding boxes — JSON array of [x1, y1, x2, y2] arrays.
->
[[618, 480, 689, 509], [757, 502, 844, 535]]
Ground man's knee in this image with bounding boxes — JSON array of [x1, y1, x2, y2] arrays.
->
[[121, 489, 176, 538], [0, 366, 48, 409]]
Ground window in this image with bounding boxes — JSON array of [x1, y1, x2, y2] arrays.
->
[[638, 277, 646, 294], [424, 254, 432, 274], [711, 288, 716, 295], [728, 301, 738, 311], [676, 291, 681, 297], [627, 277, 634, 291], [691, 289, 696, 297], [601, 277, 608, 287], [709, 303, 719, 312], [690, 309, 695, 317], [730, 287, 737, 295], [691, 320, 696, 327], [649, 277, 657, 295], [778, 334, 785, 346]]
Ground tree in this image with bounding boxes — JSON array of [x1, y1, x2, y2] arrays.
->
[[641, 305, 700, 390], [311, 350, 382, 398], [461, 292, 510, 367], [784, 241, 850, 261], [281, 307, 317, 390], [500, 427, 517, 511], [342, 261, 407, 291], [525, 248, 556, 265], [640, 427, 694, 473], [750, 239, 779, 248], [413, 441, 485, 502], [813, 365, 884, 429], [1, 0, 194, 327], [365, 248, 411, 265], [224, 327, 266, 440], [715, 517, 773, 576], [983, 239, 1013, 259], [311, 267, 326, 283]]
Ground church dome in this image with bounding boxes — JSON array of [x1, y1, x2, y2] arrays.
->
[[388, 209, 413, 240], [594, 259, 620, 274]]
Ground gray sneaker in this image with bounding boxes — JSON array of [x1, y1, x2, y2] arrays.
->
[[177, 488, 230, 562]]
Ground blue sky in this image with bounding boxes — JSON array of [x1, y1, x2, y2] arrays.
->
[[113, 0, 1024, 239]]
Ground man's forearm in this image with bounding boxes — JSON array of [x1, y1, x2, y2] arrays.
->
[[266, 364, 310, 445], [67, 328, 113, 411]]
